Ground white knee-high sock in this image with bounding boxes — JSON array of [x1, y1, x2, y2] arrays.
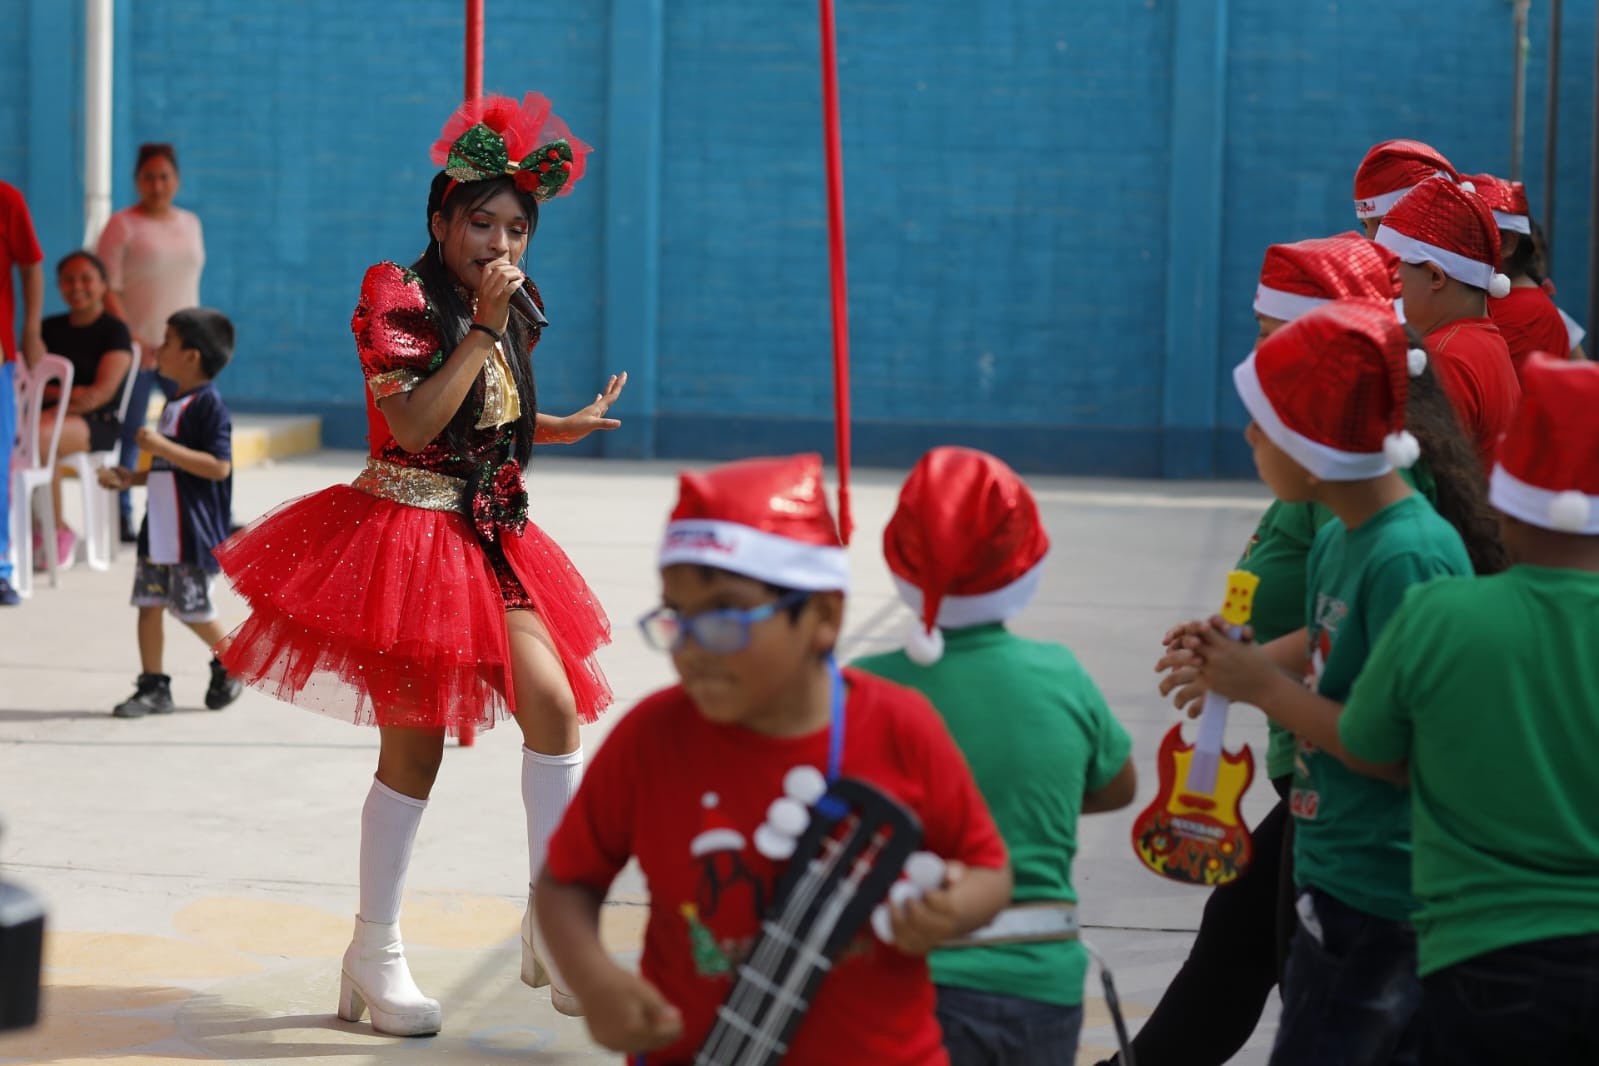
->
[[522, 745, 583, 889], [359, 778, 427, 925]]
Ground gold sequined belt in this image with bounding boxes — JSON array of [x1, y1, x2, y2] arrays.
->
[[351, 458, 466, 513]]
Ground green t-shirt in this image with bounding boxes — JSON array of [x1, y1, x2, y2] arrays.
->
[[1238, 500, 1336, 779], [1292, 493, 1471, 921], [1339, 566, 1599, 975], [853, 624, 1132, 1007], [1239, 465, 1436, 780]]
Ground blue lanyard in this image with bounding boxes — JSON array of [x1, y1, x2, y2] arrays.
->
[[825, 653, 846, 783]]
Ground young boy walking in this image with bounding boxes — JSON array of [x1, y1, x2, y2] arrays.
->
[[537, 453, 1012, 1064], [1174, 301, 1474, 1065], [99, 307, 240, 717], [1339, 353, 1599, 1066], [854, 445, 1136, 1065]]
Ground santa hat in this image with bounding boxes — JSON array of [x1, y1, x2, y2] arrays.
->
[[1234, 299, 1422, 479], [883, 447, 1050, 665], [659, 453, 849, 591], [1375, 176, 1511, 298], [689, 792, 746, 857], [1352, 139, 1459, 220], [1254, 233, 1402, 322], [1489, 353, 1599, 534], [1465, 172, 1532, 235]]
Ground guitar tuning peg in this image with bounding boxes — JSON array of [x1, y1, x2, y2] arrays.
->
[[870, 902, 894, 944], [904, 851, 946, 891], [783, 765, 827, 806], [888, 880, 920, 909], [765, 797, 810, 837], [754, 823, 798, 861]]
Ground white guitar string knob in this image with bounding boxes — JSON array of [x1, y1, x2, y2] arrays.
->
[[766, 797, 810, 837], [871, 903, 894, 944], [754, 823, 798, 861], [904, 851, 947, 892], [888, 880, 920, 909], [783, 765, 827, 806]]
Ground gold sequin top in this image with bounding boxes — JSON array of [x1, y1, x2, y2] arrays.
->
[[353, 260, 541, 483]]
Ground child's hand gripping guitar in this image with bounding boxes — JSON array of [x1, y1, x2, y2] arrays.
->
[[1131, 570, 1260, 886]]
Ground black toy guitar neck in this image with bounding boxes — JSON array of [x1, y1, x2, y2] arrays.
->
[[694, 777, 921, 1066]]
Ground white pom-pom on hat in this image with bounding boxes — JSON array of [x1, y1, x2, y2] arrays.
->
[[1459, 180, 1476, 193], [1549, 490, 1591, 533], [904, 622, 945, 666], [1407, 347, 1428, 377], [1384, 430, 1421, 469], [1489, 272, 1512, 298]]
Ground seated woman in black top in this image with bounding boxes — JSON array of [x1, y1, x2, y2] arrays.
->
[[38, 250, 134, 566]]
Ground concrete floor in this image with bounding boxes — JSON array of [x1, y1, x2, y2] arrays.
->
[[0, 450, 1281, 1064]]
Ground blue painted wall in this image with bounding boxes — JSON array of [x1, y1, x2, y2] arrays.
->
[[3, 0, 1592, 477]]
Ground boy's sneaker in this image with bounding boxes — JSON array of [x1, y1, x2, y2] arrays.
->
[[113, 673, 175, 718], [0, 577, 19, 606], [204, 657, 242, 710]]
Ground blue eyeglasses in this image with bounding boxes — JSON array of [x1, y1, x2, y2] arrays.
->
[[638, 590, 810, 654]]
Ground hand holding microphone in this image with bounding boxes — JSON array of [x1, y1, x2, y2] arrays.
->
[[509, 278, 547, 329]]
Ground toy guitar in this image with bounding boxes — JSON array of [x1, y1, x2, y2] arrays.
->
[[1131, 570, 1259, 886], [694, 773, 923, 1066]]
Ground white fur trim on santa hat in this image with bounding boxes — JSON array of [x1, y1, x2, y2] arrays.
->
[[1233, 351, 1394, 481], [660, 519, 850, 591], [1355, 185, 1417, 220], [1489, 466, 1599, 534], [1253, 285, 1330, 323], [1491, 209, 1532, 235], [1374, 225, 1496, 291], [891, 557, 1047, 631]]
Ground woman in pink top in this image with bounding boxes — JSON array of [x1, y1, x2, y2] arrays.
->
[[96, 143, 206, 540]]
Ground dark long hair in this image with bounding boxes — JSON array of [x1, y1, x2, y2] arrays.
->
[[1404, 327, 1509, 575], [1501, 227, 1540, 282], [410, 172, 541, 465]]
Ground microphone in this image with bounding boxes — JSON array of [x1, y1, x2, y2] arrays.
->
[[509, 279, 548, 329]]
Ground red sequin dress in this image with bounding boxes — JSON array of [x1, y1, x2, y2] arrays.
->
[[214, 261, 613, 735]]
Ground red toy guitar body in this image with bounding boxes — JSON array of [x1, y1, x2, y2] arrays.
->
[[1130, 723, 1254, 886]]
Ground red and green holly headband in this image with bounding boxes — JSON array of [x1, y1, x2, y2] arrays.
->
[[429, 92, 591, 203]]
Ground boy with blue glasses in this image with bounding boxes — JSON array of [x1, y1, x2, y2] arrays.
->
[[537, 453, 1012, 1064]]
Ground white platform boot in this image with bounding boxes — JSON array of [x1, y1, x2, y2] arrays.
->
[[521, 888, 582, 1016], [337, 916, 443, 1036]]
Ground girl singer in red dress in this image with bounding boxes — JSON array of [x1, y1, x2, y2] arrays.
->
[[215, 92, 622, 1035]]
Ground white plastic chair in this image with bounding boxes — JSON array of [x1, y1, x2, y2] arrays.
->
[[8, 355, 75, 597], [58, 341, 139, 570]]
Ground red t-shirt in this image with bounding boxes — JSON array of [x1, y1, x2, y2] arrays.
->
[[0, 181, 44, 362], [1489, 286, 1573, 381], [546, 668, 1008, 1065], [1425, 317, 1519, 472]]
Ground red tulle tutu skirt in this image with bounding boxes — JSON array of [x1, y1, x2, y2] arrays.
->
[[214, 484, 612, 735]]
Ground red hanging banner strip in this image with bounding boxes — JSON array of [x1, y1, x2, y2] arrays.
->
[[459, 0, 484, 748], [818, 0, 854, 545]]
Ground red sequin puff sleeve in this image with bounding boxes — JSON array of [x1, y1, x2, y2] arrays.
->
[[353, 261, 445, 402]]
